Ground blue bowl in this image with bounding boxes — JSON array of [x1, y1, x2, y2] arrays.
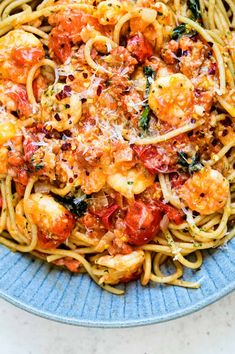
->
[[0, 239, 234, 327]]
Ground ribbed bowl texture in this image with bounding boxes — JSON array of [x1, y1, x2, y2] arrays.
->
[[0, 239, 234, 327]]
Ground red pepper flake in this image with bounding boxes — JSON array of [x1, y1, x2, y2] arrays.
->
[[55, 85, 72, 100], [195, 89, 201, 98], [61, 142, 71, 151], [208, 63, 217, 75], [97, 85, 102, 96], [54, 113, 61, 121], [68, 75, 75, 81]]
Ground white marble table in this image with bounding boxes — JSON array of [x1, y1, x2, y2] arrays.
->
[[0, 292, 234, 354]]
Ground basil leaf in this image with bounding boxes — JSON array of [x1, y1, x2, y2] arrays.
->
[[187, 0, 201, 20], [139, 106, 151, 131], [139, 66, 155, 131], [54, 191, 88, 217], [177, 151, 203, 174], [171, 24, 197, 40]]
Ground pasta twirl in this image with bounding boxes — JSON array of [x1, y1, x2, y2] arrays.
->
[[0, 0, 234, 294]]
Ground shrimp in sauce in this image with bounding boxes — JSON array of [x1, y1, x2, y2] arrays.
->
[[179, 167, 229, 215]]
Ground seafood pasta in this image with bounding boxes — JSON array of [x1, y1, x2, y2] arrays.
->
[[0, 0, 234, 294]]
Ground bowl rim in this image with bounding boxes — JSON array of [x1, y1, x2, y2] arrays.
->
[[0, 279, 234, 328]]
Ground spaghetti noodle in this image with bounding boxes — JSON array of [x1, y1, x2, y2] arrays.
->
[[0, 0, 234, 294]]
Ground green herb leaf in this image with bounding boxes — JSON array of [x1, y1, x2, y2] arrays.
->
[[55, 191, 88, 217], [143, 66, 155, 79], [139, 66, 155, 131], [143, 66, 155, 95], [139, 106, 151, 131], [187, 0, 201, 20], [171, 24, 197, 40], [35, 162, 44, 172], [177, 151, 203, 174], [177, 151, 189, 168]]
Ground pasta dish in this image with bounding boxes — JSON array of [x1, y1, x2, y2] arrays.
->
[[0, 0, 234, 294]]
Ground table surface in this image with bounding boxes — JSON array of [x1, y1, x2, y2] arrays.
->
[[0, 292, 234, 354]]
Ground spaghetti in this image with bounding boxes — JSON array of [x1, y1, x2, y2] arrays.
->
[[0, 0, 234, 294]]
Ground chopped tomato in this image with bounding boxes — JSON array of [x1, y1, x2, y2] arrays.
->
[[80, 212, 102, 230], [13, 168, 28, 186], [15, 183, 26, 197], [49, 30, 72, 63], [23, 134, 39, 162], [121, 270, 141, 283], [133, 134, 190, 174], [133, 144, 177, 174], [11, 47, 44, 66], [49, 10, 102, 63], [125, 201, 162, 245], [92, 204, 119, 229], [154, 200, 184, 225], [7, 85, 31, 117], [8, 151, 24, 167], [108, 239, 133, 255], [53, 257, 80, 272], [33, 75, 49, 102], [12, 168, 29, 197], [0, 195, 3, 208], [127, 34, 153, 62], [170, 172, 189, 189]]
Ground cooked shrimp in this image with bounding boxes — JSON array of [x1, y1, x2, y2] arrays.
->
[[179, 167, 229, 215], [0, 111, 17, 145], [0, 30, 44, 85], [0, 147, 8, 174], [149, 73, 195, 126], [24, 193, 75, 248], [41, 83, 82, 132], [96, 0, 125, 25], [95, 250, 145, 284], [154, 2, 174, 25], [81, 167, 107, 195], [130, 8, 157, 34], [107, 167, 154, 199]]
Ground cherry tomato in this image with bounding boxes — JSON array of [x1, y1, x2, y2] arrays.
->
[[53, 257, 80, 272], [125, 201, 162, 245], [133, 144, 177, 174], [154, 200, 184, 225], [7, 85, 31, 117], [127, 34, 153, 62], [133, 134, 190, 174], [92, 204, 119, 229]]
